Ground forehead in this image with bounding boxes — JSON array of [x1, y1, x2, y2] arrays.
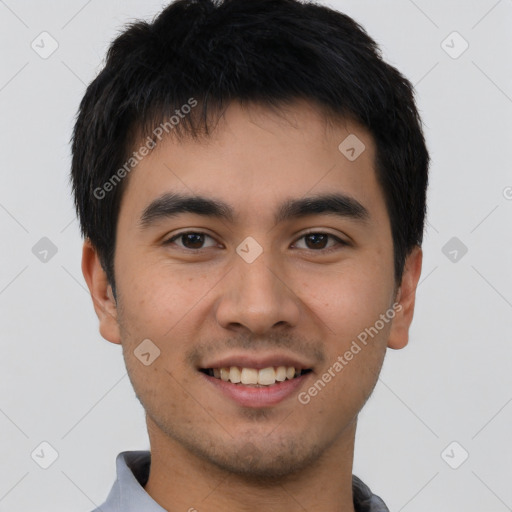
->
[[119, 100, 385, 228]]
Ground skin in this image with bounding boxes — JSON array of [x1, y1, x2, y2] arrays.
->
[[82, 99, 422, 512]]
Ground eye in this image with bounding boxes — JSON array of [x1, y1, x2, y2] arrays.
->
[[292, 232, 348, 251], [164, 231, 218, 250], [163, 231, 348, 252]]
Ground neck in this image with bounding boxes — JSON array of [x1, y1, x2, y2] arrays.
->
[[143, 417, 357, 512]]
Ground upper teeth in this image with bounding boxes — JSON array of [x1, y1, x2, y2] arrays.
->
[[212, 366, 300, 386]]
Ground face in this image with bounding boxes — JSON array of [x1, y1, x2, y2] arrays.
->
[[84, 100, 421, 479]]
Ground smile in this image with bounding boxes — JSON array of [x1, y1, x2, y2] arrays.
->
[[200, 366, 313, 386]]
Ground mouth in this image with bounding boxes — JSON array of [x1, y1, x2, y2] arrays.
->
[[197, 354, 315, 407], [199, 366, 313, 387]]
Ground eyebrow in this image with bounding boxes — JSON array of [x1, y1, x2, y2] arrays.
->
[[138, 191, 370, 228]]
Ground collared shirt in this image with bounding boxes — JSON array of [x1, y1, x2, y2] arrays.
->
[[91, 450, 389, 512]]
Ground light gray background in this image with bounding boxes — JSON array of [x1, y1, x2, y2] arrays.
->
[[1, 1, 511, 510]]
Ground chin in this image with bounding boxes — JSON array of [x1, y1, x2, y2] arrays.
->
[[193, 434, 325, 482]]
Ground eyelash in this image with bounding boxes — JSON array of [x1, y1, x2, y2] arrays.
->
[[163, 230, 349, 253]]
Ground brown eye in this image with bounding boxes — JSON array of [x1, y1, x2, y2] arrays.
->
[[164, 232, 217, 250], [304, 233, 329, 249], [293, 232, 347, 251]]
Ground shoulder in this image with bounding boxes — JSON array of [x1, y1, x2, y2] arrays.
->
[[352, 475, 390, 512]]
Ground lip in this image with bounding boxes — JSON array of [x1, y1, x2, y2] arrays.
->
[[200, 370, 313, 408], [200, 352, 313, 371]]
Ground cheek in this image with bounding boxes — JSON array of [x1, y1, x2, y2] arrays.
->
[[117, 258, 213, 339], [115, 262, 226, 390], [297, 263, 392, 341]]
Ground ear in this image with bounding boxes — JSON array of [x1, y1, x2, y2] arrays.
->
[[81, 239, 121, 345], [387, 246, 423, 350]]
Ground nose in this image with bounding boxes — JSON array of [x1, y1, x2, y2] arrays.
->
[[214, 247, 301, 335]]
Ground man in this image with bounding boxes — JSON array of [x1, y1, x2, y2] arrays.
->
[[72, 0, 429, 510]]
